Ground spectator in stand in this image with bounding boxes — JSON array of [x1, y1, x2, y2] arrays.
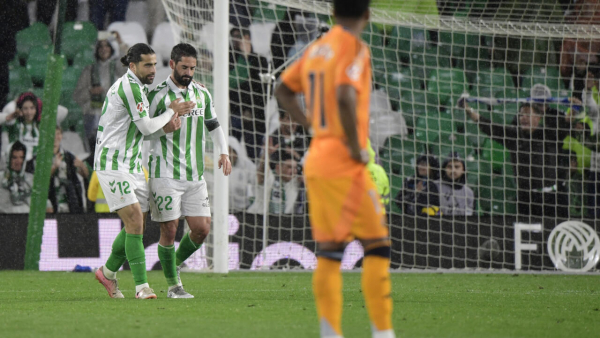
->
[[89, 0, 129, 31], [73, 35, 128, 151], [394, 154, 440, 216], [435, 152, 474, 216], [228, 136, 257, 212], [0, 141, 52, 213], [248, 144, 304, 215], [26, 126, 88, 213], [461, 98, 571, 217], [0, 92, 68, 168], [0, 0, 29, 107], [229, 27, 270, 159], [269, 109, 310, 160]]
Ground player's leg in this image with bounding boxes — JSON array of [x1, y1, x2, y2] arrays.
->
[[116, 202, 156, 299], [306, 176, 349, 338], [353, 171, 394, 338], [313, 241, 345, 338], [358, 237, 394, 338], [176, 179, 211, 267], [149, 178, 193, 298]]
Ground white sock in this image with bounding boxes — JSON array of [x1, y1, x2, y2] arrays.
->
[[372, 329, 396, 338], [135, 283, 150, 293], [103, 266, 117, 280]]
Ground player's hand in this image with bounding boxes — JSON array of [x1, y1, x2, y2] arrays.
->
[[52, 153, 63, 170], [349, 148, 369, 164], [218, 154, 232, 176], [170, 98, 196, 116], [162, 113, 181, 133]]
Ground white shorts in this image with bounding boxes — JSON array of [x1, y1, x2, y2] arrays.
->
[[149, 177, 211, 222], [96, 171, 149, 212]]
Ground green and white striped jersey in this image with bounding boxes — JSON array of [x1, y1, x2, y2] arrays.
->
[[146, 76, 217, 181], [94, 69, 149, 174]]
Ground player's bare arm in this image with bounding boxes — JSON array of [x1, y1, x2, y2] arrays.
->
[[275, 82, 311, 131], [337, 84, 368, 164]]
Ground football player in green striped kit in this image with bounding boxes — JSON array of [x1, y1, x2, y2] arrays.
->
[[94, 43, 195, 299], [147, 43, 231, 298]]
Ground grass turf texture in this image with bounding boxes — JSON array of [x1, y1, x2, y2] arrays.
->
[[0, 271, 598, 338]]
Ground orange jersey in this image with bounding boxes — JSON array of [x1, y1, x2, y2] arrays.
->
[[281, 25, 372, 178]]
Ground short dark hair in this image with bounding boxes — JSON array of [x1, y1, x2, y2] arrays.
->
[[171, 43, 198, 64], [10, 141, 27, 157], [270, 150, 293, 171], [120, 43, 155, 66], [519, 102, 542, 115], [334, 0, 370, 19]]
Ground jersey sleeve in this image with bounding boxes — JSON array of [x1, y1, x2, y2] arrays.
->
[[119, 79, 148, 121], [198, 85, 217, 121], [148, 85, 169, 118], [281, 53, 305, 93], [334, 41, 368, 92]]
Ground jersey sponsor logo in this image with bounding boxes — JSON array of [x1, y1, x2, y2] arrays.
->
[[547, 221, 600, 272], [181, 107, 204, 118], [308, 44, 334, 60], [346, 62, 362, 82]]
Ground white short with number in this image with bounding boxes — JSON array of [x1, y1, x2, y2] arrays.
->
[[96, 171, 149, 212], [149, 177, 211, 222]]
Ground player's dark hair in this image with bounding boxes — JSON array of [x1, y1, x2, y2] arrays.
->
[[120, 43, 155, 66], [334, 0, 370, 19], [171, 43, 198, 64]]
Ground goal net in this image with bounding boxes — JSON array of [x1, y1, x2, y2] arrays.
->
[[161, 0, 600, 272]]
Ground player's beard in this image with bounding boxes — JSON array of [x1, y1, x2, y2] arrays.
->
[[174, 70, 193, 87], [141, 73, 155, 85]]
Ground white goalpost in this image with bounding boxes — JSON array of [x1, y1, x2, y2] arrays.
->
[[160, 0, 600, 273]]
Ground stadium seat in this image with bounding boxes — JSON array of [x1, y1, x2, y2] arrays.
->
[[521, 66, 565, 95], [107, 21, 148, 46], [252, 1, 287, 22], [152, 22, 176, 66], [386, 67, 424, 112], [414, 112, 443, 148], [249, 22, 277, 61], [8, 66, 33, 99], [61, 66, 83, 96], [411, 45, 452, 76], [61, 21, 97, 62], [389, 25, 429, 63], [380, 135, 424, 176], [480, 137, 510, 174], [426, 68, 467, 107], [16, 22, 52, 63], [72, 49, 96, 69], [26, 46, 53, 86]]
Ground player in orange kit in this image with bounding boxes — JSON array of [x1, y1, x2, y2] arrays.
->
[[274, 0, 394, 337]]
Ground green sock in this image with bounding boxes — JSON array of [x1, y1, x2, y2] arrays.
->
[[125, 233, 147, 286], [158, 244, 178, 286], [176, 233, 202, 266], [105, 229, 127, 273]]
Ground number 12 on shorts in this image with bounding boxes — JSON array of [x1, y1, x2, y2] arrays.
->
[[109, 180, 131, 195]]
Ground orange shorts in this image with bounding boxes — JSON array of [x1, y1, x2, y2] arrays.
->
[[306, 168, 388, 243]]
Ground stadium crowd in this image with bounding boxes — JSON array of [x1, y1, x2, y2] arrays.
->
[[1, 0, 600, 220]]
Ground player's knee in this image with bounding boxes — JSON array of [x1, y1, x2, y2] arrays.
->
[[190, 217, 210, 238], [316, 248, 345, 262], [160, 222, 178, 242], [364, 244, 391, 259]]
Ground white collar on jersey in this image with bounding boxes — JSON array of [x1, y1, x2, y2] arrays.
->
[[126, 69, 147, 89], [166, 75, 193, 94]]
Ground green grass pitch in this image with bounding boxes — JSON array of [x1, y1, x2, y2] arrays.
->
[[0, 271, 598, 337]]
